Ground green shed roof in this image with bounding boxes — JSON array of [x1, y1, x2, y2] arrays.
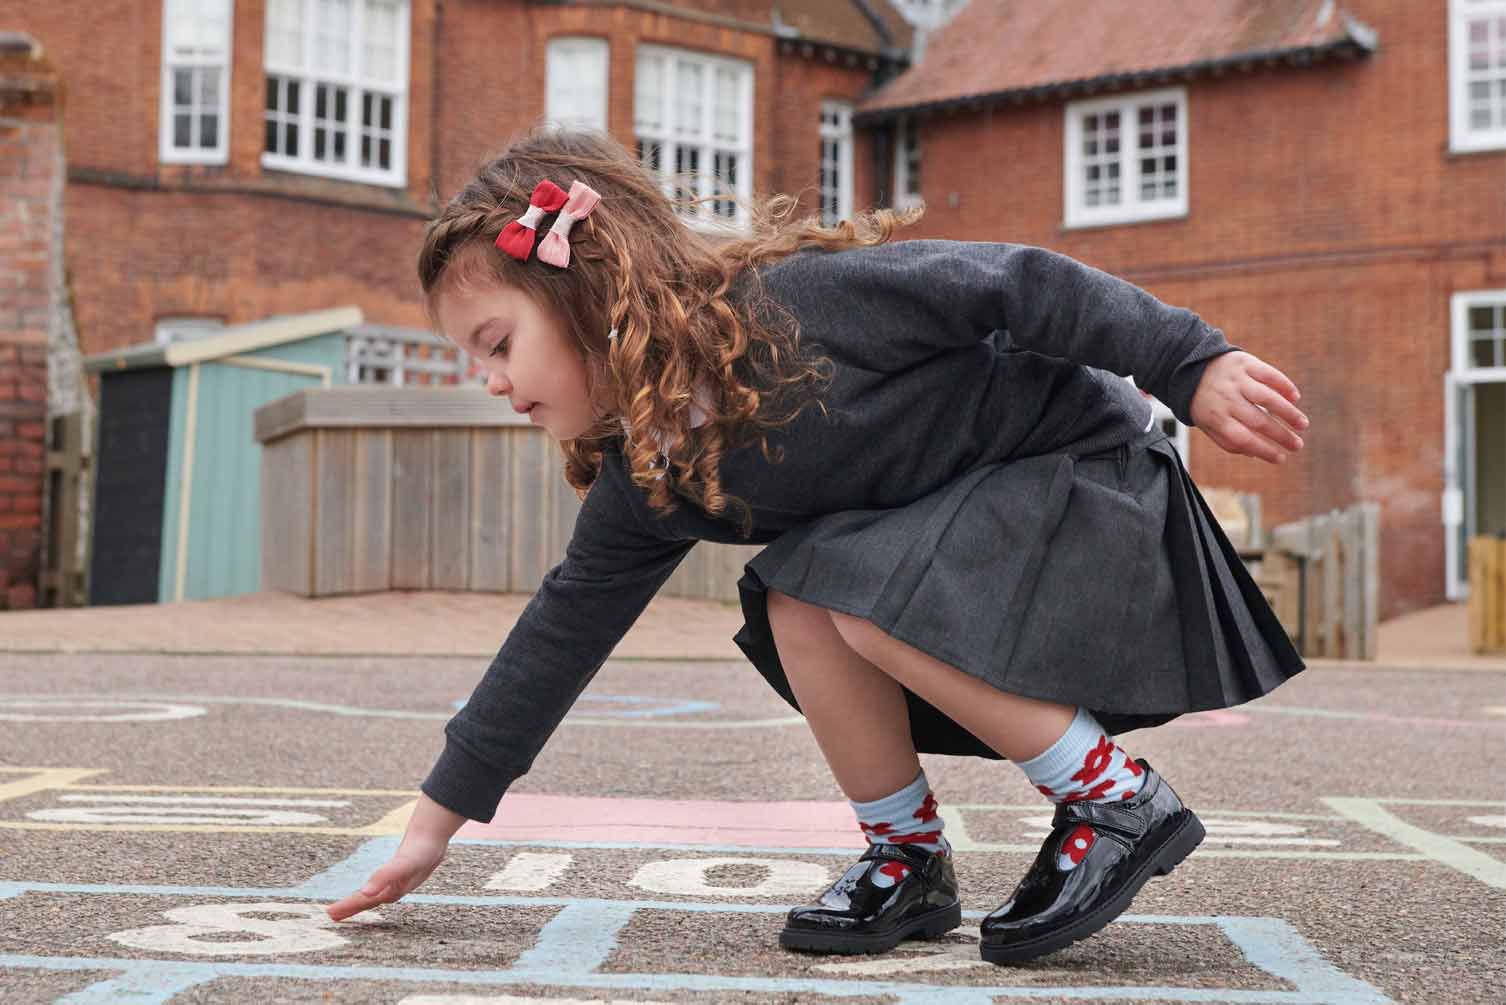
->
[[84, 305, 365, 374]]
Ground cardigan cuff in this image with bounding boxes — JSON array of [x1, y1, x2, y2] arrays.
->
[[420, 738, 514, 824]]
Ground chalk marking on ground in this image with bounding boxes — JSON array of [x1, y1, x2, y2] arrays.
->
[[0, 691, 802, 728], [0, 906, 1394, 1004], [0, 768, 106, 806], [1323, 797, 1506, 889]]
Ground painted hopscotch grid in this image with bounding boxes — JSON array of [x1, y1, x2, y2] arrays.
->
[[1, 835, 1395, 1004]]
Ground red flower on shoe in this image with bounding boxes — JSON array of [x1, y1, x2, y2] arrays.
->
[[1071, 736, 1115, 785], [914, 792, 939, 823], [872, 861, 911, 888], [1056, 824, 1096, 870]]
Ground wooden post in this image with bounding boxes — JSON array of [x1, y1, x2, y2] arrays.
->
[[1469, 536, 1506, 654], [40, 413, 89, 607]]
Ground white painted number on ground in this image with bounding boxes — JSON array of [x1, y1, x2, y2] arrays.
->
[[811, 925, 1011, 976], [629, 857, 828, 897], [1020, 814, 1340, 846], [1468, 814, 1506, 829], [484, 852, 574, 891], [108, 902, 379, 956], [0, 698, 206, 722], [28, 795, 347, 826]]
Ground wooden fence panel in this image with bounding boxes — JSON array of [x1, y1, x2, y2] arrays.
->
[[431, 429, 472, 590], [351, 430, 391, 593], [469, 430, 510, 592], [390, 430, 434, 589]]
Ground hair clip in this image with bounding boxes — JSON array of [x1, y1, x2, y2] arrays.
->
[[496, 180, 568, 261], [537, 181, 602, 267]]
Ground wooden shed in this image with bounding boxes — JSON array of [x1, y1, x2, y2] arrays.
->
[[82, 306, 364, 605]]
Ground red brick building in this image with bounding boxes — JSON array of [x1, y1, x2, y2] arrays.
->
[[1, 0, 1501, 620], [855, 0, 1505, 620], [0, 0, 916, 609]]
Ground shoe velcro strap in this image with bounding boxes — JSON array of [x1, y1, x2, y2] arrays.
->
[[858, 842, 933, 869], [1053, 799, 1149, 840]]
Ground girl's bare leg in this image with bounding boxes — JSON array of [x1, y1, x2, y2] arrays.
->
[[765, 589, 921, 802], [766, 589, 1076, 775]]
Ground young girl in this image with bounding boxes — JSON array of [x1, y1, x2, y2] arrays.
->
[[325, 126, 1308, 965]]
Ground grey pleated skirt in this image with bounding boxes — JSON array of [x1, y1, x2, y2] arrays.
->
[[732, 426, 1306, 759]]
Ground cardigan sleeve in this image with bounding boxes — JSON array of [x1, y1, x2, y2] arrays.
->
[[776, 239, 1240, 427], [421, 454, 696, 822]]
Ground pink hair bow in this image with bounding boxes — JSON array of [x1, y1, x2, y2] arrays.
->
[[496, 180, 568, 262], [536, 181, 601, 267]]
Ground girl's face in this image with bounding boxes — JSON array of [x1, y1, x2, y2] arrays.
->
[[434, 279, 599, 440]]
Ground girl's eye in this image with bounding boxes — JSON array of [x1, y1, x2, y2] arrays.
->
[[488, 337, 509, 358]]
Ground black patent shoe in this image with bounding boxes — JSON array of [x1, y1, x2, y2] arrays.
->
[[979, 760, 1204, 965], [779, 842, 962, 955]]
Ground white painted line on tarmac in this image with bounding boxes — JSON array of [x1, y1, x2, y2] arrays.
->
[[485, 853, 575, 892], [1323, 797, 1506, 889], [56, 795, 351, 806], [0, 691, 803, 728], [628, 857, 830, 897]]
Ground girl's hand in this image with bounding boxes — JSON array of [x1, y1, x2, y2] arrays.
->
[[325, 836, 447, 921], [325, 792, 468, 921], [1188, 350, 1309, 465]]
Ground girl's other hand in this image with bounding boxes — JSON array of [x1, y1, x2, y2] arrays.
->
[[325, 835, 447, 921], [326, 792, 467, 921], [1188, 351, 1309, 465]]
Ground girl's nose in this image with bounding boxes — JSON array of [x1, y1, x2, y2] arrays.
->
[[485, 371, 509, 397]]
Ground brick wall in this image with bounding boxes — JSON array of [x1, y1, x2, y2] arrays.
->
[[0, 35, 61, 611], [865, 0, 1506, 620]]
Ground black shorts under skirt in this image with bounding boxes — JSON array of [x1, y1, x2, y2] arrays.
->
[[732, 426, 1306, 760]]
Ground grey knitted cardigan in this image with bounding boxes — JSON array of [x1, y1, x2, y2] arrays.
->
[[422, 239, 1238, 822]]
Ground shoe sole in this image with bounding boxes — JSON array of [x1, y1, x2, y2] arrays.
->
[[979, 808, 1207, 966], [779, 900, 962, 955]]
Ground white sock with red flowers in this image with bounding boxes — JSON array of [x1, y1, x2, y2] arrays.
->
[[849, 769, 951, 859], [1019, 707, 1146, 807], [1017, 708, 1146, 872]]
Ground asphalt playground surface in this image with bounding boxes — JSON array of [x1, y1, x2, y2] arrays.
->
[[0, 636, 1503, 1003]]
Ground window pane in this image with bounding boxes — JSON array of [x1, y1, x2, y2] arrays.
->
[[174, 69, 193, 108], [379, 137, 390, 168], [714, 67, 738, 143], [266, 0, 304, 68], [201, 114, 218, 148], [175, 113, 192, 148], [635, 54, 664, 132], [676, 61, 703, 138], [265, 119, 278, 153], [315, 0, 353, 74], [285, 121, 298, 156], [364, 0, 402, 82], [200, 68, 220, 108]]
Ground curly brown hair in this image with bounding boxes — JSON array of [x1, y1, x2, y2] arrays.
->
[[417, 124, 921, 539]]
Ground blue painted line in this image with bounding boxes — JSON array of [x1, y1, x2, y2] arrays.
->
[[52, 962, 219, 1005], [1220, 917, 1392, 1004], [0, 954, 1397, 1003], [455, 694, 722, 719], [283, 836, 399, 899], [510, 901, 638, 976]]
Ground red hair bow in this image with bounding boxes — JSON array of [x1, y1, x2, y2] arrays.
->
[[495, 180, 568, 262]]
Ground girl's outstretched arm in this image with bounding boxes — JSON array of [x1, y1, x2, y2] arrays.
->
[[776, 240, 1238, 429]]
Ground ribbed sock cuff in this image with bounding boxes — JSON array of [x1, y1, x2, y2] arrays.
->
[[849, 769, 929, 820], [1017, 706, 1102, 781]]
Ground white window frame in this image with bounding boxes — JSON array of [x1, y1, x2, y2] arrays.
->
[[261, 0, 411, 188], [1450, 0, 1506, 153], [1444, 289, 1506, 598], [1064, 87, 1188, 230], [546, 36, 609, 133], [160, 0, 234, 165], [634, 44, 755, 233], [893, 116, 922, 209], [819, 100, 854, 226]]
